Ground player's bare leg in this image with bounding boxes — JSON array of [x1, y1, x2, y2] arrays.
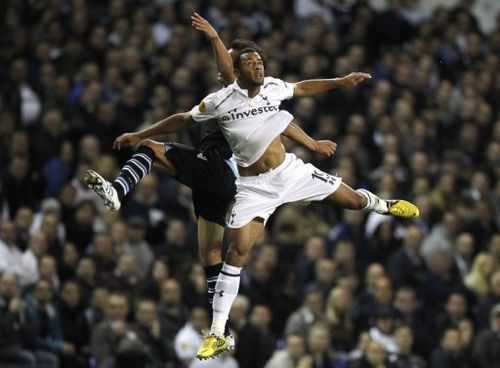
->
[[143, 140, 178, 176], [326, 182, 419, 218], [197, 217, 236, 351], [196, 219, 264, 360], [198, 217, 224, 265]]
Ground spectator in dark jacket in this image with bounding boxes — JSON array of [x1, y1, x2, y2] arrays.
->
[[387, 225, 426, 290], [430, 328, 467, 368], [473, 303, 500, 368], [476, 271, 500, 329], [134, 299, 173, 367], [90, 292, 136, 368], [229, 295, 263, 368], [158, 279, 189, 344], [58, 280, 90, 368], [0, 273, 46, 367], [25, 279, 75, 366]]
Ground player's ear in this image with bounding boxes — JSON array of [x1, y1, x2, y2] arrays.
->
[[233, 68, 240, 78]]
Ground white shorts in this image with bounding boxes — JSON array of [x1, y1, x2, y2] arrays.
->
[[226, 153, 342, 229]]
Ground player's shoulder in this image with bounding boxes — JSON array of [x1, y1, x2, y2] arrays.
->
[[263, 76, 290, 90], [204, 85, 237, 109]]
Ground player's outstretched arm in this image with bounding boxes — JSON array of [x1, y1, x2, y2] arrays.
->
[[282, 122, 337, 157], [191, 12, 235, 85], [293, 72, 372, 97], [113, 113, 192, 149]]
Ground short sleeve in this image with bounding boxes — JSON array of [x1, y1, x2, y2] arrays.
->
[[264, 76, 295, 101], [190, 92, 217, 122]]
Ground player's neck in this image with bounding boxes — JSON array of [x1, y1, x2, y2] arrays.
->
[[236, 79, 260, 98]]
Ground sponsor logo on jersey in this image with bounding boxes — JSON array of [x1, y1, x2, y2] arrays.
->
[[197, 152, 208, 161], [198, 101, 206, 112], [220, 105, 280, 122]]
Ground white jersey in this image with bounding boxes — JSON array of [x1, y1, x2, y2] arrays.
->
[[190, 77, 295, 167]]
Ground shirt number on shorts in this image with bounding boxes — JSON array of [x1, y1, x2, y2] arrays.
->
[[311, 170, 336, 185]]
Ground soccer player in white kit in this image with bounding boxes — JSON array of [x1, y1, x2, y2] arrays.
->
[[192, 48, 420, 359]]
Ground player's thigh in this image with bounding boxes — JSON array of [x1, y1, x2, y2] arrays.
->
[[197, 216, 224, 258], [226, 220, 265, 266], [325, 182, 366, 210], [141, 139, 177, 176]]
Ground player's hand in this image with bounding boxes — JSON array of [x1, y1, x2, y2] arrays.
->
[[113, 133, 141, 150], [313, 140, 337, 156], [337, 72, 371, 87], [191, 12, 218, 39]]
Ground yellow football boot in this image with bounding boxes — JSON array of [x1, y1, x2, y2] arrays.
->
[[386, 200, 420, 219], [196, 333, 227, 360]]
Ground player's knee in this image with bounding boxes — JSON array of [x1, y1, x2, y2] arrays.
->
[[351, 193, 367, 210], [140, 139, 159, 152], [199, 246, 221, 266]]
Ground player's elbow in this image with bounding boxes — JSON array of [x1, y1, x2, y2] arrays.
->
[[220, 70, 236, 85], [293, 83, 307, 97], [281, 124, 293, 138], [180, 112, 193, 124]]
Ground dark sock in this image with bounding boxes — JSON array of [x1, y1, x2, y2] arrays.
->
[[204, 263, 230, 335], [112, 146, 155, 200]]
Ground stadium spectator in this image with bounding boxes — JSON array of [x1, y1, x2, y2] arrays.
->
[[264, 333, 306, 368], [90, 292, 135, 368], [389, 325, 426, 368], [387, 225, 426, 290], [58, 280, 90, 368], [306, 323, 335, 368], [249, 304, 276, 367], [123, 216, 154, 280], [284, 289, 325, 337], [0, 221, 24, 278], [476, 270, 500, 328], [158, 278, 189, 344], [473, 303, 500, 368], [0, 273, 39, 367], [25, 279, 74, 367], [325, 285, 356, 352], [430, 328, 467, 368], [134, 298, 172, 366], [349, 339, 393, 368]]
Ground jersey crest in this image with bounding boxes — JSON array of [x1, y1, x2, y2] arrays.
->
[[198, 101, 206, 112]]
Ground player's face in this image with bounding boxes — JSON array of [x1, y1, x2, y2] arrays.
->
[[238, 52, 264, 86]]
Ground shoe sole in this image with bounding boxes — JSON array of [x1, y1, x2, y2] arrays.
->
[[196, 347, 227, 360], [84, 170, 118, 211], [388, 200, 420, 219]]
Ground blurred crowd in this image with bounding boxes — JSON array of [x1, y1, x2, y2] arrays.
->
[[1, 0, 500, 367]]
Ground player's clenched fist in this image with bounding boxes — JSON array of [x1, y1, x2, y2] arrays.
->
[[313, 140, 337, 156], [191, 12, 218, 39], [338, 72, 372, 87], [113, 132, 141, 150]]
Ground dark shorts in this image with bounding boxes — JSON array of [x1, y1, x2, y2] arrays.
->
[[164, 142, 237, 226]]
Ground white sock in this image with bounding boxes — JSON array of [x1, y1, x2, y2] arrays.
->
[[356, 189, 388, 213], [211, 263, 242, 336]]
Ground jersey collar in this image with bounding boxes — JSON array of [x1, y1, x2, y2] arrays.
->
[[231, 79, 261, 98]]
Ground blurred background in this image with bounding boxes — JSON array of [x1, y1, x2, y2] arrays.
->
[[0, 0, 499, 367]]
